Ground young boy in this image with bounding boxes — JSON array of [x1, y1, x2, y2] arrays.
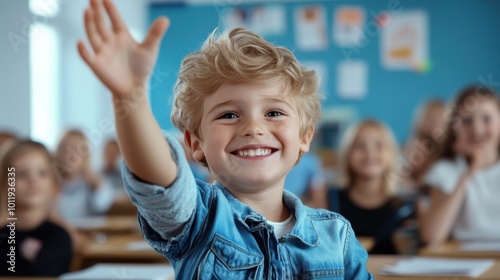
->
[[78, 0, 373, 278]]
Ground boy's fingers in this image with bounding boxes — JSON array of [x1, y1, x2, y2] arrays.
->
[[91, 0, 111, 40], [141, 17, 170, 51], [103, 0, 126, 33], [84, 9, 103, 53], [77, 41, 95, 68]]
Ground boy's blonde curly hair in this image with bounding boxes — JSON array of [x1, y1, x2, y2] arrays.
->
[[171, 28, 322, 144]]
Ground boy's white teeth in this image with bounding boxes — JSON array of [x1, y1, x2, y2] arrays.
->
[[237, 148, 272, 157]]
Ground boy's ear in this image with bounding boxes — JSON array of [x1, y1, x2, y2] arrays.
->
[[184, 130, 205, 162], [299, 126, 315, 154]]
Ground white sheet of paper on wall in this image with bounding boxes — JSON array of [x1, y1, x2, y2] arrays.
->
[[336, 60, 368, 99]]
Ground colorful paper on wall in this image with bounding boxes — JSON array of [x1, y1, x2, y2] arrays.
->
[[294, 6, 328, 51], [381, 10, 429, 71], [333, 6, 365, 47]]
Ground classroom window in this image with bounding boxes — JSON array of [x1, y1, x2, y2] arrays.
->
[[30, 22, 60, 149], [29, 0, 60, 18]]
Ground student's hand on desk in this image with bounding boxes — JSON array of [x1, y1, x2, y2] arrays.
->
[[77, 0, 169, 99]]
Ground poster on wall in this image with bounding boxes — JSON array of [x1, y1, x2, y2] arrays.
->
[[223, 5, 286, 37], [336, 60, 368, 100], [381, 10, 429, 70], [294, 6, 328, 51], [333, 6, 365, 47]]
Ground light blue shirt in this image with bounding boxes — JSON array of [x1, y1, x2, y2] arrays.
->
[[285, 152, 325, 198], [122, 133, 373, 279], [189, 162, 211, 183], [58, 176, 114, 223]]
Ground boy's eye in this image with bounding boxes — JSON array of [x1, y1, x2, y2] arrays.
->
[[218, 113, 238, 119], [266, 111, 283, 117]]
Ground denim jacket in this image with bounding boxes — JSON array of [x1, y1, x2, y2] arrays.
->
[[123, 134, 373, 279]]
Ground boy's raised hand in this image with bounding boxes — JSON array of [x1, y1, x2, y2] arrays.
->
[[77, 0, 169, 99]]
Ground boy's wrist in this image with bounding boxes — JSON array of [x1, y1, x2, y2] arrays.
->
[[111, 86, 150, 116], [111, 85, 148, 102]]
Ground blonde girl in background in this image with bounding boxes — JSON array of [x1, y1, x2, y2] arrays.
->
[[328, 120, 414, 254], [0, 141, 72, 276], [420, 86, 500, 245], [55, 130, 114, 223]]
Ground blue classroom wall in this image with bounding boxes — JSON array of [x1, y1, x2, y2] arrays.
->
[[148, 0, 500, 145]]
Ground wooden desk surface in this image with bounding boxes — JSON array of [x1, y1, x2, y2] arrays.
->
[[367, 255, 500, 280], [5, 256, 500, 280], [420, 241, 500, 259], [73, 233, 166, 270], [106, 198, 138, 216], [80, 234, 165, 261], [73, 215, 139, 235]]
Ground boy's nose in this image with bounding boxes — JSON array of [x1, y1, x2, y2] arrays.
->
[[241, 118, 264, 137]]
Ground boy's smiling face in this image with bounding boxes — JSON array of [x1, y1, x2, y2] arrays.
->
[[186, 82, 313, 192]]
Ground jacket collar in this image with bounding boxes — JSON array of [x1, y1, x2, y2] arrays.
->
[[215, 182, 320, 247], [281, 190, 320, 247]]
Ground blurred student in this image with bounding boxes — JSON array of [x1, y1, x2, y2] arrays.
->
[[55, 130, 113, 223], [0, 141, 72, 276], [0, 132, 17, 148], [402, 100, 447, 186], [420, 86, 500, 245], [328, 120, 414, 254], [285, 152, 327, 209], [0, 132, 18, 159], [102, 138, 125, 196]]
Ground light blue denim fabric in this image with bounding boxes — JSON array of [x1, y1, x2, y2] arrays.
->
[[122, 133, 373, 279]]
